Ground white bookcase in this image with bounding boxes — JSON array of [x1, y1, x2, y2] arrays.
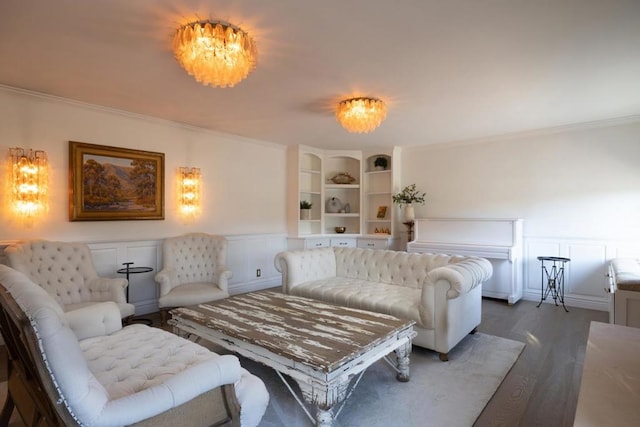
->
[[287, 145, 399, 250]]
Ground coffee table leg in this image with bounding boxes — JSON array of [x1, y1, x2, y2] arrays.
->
[[297, 379, 350, 427], [395, 341, 411, 382], [316, 407, 334, 427]]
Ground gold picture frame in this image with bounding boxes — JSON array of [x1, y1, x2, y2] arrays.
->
[[69, 141, 165, 221], [376, 206, 388, 219]]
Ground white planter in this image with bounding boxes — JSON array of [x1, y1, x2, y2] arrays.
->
[[300, 209, 311, 220], [403, 204, 415, 222]]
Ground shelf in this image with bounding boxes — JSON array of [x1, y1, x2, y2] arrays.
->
[[366, 192, 391, 196], [300, 190, 321, 195], [366, 219, 392, 223], [325, 184, 360, 189], [365, 169, 392, 175], [300, 168, 321, 174], [325, 213, 360, 217]]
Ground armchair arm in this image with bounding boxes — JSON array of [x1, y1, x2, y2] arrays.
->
[[65, 302, 123, 340], [86, 277, 128, 303], [216, 265, 233, 293], [275, 248, 337, 293], [426, 257, 493, 298], [155, 268, 178, 297]]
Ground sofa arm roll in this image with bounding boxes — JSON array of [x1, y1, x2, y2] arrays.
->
[[87, 277, 128, 303], [427, 257, 493, 297], [216, 266, 233, 293], [155, 268, 178, 297], [275, 248, 337, 293], [66, 302, 123, 340]]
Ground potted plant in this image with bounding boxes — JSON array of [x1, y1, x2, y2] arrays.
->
[[300, 200, 312, 220], [374, 156, 388, 171], [392, 184, 426, 222]]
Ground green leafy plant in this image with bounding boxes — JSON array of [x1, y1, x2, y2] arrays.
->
[[374, 157, 388, 169], [392, 184, 426, 205], [300, 200, 313, 209]]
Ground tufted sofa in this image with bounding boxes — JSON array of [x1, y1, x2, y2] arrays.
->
[[155, 233, 232, 324], [275, 247, 493, 360], [0, 264, 269, 426], [4, 240, 135, 320]]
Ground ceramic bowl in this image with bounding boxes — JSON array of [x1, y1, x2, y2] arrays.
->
[[335, 227, 346, 234]]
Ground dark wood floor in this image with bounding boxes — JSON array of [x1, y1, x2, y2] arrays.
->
[[474, 298, 607, 427], [1, 298, 608, 426]]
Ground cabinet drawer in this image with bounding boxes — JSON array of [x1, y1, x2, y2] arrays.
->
[[305, 238, 331, 249], [331, 238, 357, 248], [357, 239, 388, 250]]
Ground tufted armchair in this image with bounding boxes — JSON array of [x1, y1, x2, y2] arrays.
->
[[4, 240, 135, 320], [155, 233, 232, 324]]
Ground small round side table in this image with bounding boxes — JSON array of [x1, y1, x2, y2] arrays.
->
[[536, 256, 570, 312], [117, 262, 154, 325]]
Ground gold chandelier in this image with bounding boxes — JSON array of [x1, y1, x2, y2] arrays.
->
[[173, 20, 257, 88], [336, 97, 387, 133]]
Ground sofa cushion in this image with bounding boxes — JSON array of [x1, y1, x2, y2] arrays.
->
[[611, 258, 640, 291], [288, 278, 425, 328]]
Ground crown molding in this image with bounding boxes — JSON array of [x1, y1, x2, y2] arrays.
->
[[0, 84, 286, 151]]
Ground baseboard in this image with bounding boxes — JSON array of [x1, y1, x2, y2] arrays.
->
[[522, 291, 609, 312], [230, 278, 281, 295]]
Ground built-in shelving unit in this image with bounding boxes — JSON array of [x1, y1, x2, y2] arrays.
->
[[287, 145, 400, 250]]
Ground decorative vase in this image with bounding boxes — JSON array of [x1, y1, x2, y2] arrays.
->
[[326, 197, 343, 213], [300, 209, 311, 220], [404, 204, 415, 222]]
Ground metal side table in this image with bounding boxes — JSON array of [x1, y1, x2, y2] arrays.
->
[[117, 262, 154, 325], [536, 256, 570, 312]]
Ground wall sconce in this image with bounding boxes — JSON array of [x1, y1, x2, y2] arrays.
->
[[179, 167, 201, 218], [8, 147, 48, 221]]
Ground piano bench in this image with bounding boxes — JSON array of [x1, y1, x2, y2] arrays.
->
[[608, 258, 640, 328]]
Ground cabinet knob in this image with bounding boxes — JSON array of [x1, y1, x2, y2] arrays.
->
[[367, 243, 374, 247], [315, 243, 322, 247]]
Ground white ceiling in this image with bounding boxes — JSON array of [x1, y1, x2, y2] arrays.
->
[[1, 0, 639, 150]]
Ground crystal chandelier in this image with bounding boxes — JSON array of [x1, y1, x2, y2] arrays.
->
[[179, 167, 201, 218], [8, 147, 48, 220], [173, 20, 257, 88], [336, 97, 387, 133]]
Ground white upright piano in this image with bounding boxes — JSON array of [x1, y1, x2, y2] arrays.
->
[[407, 218, 524, 304]]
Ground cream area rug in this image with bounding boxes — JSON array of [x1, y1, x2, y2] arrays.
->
[[252, 333, 525, 427], [0, 333, 523, 427]]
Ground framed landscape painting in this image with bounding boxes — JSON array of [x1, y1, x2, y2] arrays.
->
[[69, 141, 165, 221]]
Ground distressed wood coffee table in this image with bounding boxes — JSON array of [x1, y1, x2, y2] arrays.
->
[[169, 290, 415, 427]]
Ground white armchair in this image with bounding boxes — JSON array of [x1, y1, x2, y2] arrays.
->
[[4, 240, 135, 320], [155, 233, 232, 324]]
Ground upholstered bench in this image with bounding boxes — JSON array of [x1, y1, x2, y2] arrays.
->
[[0, 264, 269, 426], [608, 258, 640, 327]]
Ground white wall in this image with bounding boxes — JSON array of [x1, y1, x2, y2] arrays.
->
[[0, 86, 287, 241], [401, 119, 640, 310]]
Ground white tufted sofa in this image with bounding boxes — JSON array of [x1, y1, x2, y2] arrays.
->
[[155, 233, 232, 324], [0, 264, 269, 427], [4, 240, 135, 320], [275, 247, 493, 360]]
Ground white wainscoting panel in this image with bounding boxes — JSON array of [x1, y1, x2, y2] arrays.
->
[[524, 238, 640, 312], [226, 234, 287, 294], [88, 240, 163, 315]]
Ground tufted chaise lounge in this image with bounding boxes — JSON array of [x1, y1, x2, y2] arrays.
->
[[4, 240, 135, 321], [155, 233, 232, 324], [275, 247, 493, 360], [0, 264, 269, 426]]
